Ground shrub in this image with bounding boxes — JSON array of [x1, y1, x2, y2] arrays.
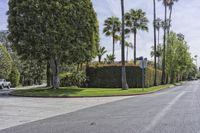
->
[[9, 67, 20, 87], [0, 44, 12, 79], [86, 65, 162, 88], [60, 70, 87, 87]]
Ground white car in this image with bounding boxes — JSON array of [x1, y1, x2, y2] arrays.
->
[[0, 79, 11, 89]]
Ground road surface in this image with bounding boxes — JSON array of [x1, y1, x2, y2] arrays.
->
[[1, 81, 200, 133]]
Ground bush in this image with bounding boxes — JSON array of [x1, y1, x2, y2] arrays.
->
[[9, 67, 20, 87], [86, 65, 162, 88], [0, 44, 12, 79], [60, 70, 87, 87]]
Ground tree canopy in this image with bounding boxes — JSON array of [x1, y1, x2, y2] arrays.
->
[[8, 0, 99, 89]]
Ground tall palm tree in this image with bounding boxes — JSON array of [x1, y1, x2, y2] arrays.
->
[[158, 0, 167, 84], [158, 0, 178, 84], [103, 17, 121, 57], [155, 18, 162, 46], [121, 0, 129, 89], [125, 42, 133, 62], [166, 0, 179, 34], [153, 0, 157, 85], [125, 9, 149, 65], [97, 46, 107, 63]]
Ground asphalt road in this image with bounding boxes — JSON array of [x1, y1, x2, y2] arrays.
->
[[1, 81, 200, 133]]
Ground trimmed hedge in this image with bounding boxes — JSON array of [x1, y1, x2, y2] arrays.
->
[[86, 65, 162, 88]]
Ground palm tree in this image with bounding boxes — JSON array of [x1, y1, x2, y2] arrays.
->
[[166, 0, 179, 34], [103, 17, 121, 57], [105, 54, 115, 64], [125, 9, 149, 65], [121, 0, 129, 89], [125, 42, 133, 62], [153, 0, 157, 85], [97, 46, 107, 63], [158, 0, 178, 84], [150, 44, 162, 69], [155, 18, 162, 46], [158, 0, 167, 84]]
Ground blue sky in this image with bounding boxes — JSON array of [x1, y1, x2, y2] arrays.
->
[[1, 0, 200, 65]]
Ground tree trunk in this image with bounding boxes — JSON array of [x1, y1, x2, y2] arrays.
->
[[162, 4, 167, 85], [168, 7, 173, 35], [134, 31, 137, 65], [50, 55, 60, 89], [121, 0, 129, 90], [98, 55, 101, 63], [112, 32, 115, 57], [157, 29, 160, 69], [126, 46, 128, 62], [153, 0, 157, 86], [46, 61, 52, 87]]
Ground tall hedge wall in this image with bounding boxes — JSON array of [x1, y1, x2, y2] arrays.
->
[[86, 65, 162, 88]]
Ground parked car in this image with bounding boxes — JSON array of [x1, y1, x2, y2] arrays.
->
[[0, 79, 11, 89]]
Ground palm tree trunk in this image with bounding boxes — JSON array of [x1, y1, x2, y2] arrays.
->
[[157, 29, 160, 69], [153, 0, 157, 86], [98, 55, 101, 63], [134, 31, 137, 65], [112, 32, 115, 57], [121, 0, 129, 90], [126, 46, 128, 62], [162, 3, 167, 84], [168, 7, 173, 35]]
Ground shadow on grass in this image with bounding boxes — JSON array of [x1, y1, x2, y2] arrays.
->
[[12, 87, 84, 97]]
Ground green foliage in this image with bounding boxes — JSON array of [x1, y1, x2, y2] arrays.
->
[[9, 66, 20, 87], [166, 32, 194, 83], [86, 65, 162, 88], [104, 54, 116, 64], [97, 46, 107, 63], [103, 16, 121, 56], [125, 9, 149, 33], [8, 0, 99, 88], [20, 59, 46, 86], [60, 70, 87, 87], [0, 44, 12, 79]]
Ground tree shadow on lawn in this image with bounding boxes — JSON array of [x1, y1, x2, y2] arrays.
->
[[13, 87, 84, 97]]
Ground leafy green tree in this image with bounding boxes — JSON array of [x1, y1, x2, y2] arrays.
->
[[8, 0, 99, 89], [0, 44, 12, 79], [166, 32, 193, 83], [9, 66, 20, 87], [125, 9, 149, 65], [97, 46, 107, 63], [0, 31, 11, 51], [19, 59, 46, 86], [103, 16, 121, 57]]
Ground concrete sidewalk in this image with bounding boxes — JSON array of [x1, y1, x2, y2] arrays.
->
[[0, 95, 133, 130]]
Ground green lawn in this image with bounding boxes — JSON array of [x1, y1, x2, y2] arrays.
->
[[10, 84, 174, 97]]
